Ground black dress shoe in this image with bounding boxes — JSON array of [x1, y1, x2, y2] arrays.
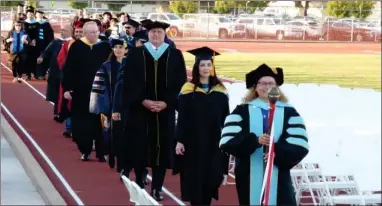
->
[[81, 154, 89, 161], [62, 131, 71, 138], [151, 189, 163, 201], [108, 156, 115, 168], [98, 156, 107, 162]]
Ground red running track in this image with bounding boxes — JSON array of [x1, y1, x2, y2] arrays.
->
[[1, 62, 239, 205]]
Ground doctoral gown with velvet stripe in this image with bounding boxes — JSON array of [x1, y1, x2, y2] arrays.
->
[[122, 43, 187, 169], [173, 82, 230, 202], [219, 98, 309, 205]]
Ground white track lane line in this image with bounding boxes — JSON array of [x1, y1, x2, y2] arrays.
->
[[1, 103, 85, 206], [1, 62, 186, 205]]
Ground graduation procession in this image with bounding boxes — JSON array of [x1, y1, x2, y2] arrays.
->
[[1, 3, 314, 206]]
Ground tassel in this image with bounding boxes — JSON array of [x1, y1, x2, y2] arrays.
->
[[210, 51, 216, 77]]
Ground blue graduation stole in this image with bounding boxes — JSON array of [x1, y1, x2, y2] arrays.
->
[[12, 30, 24, 53], [144, 42, 169, 61], [247, 98, 291, 205]]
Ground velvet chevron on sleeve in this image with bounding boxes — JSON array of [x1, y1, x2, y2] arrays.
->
[[274, 107, 309, 170], [219, 104, 261, 158]]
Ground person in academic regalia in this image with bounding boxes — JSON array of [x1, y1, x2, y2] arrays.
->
[[55, 19, 85, 139], [120, 19, 140, 44], [3, 20, 27, 83], [101, 12, 112, 33], [38, 25, 73, 121], [173, 47, 230, 205], [35, 10, 54, 79], [115, 29, 149, 180], [139, 19, 175, 48], [62, 21, 111, 161], [23, 9, 39, 80], [219, 64, 309, 205], [89, 38, 127, 170], [121, 20, 187, 201], [12, 3, 25, 23]]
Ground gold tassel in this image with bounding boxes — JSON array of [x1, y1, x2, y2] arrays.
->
[[210, 51, 215, 76]]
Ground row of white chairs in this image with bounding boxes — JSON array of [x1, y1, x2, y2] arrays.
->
[[291, 162, 382, 205], [121, 175, 160, 205]]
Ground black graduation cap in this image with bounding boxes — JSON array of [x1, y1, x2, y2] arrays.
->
[[122, 19, 140, 28], [26, 9, 35, 14], [133, 30, 148, 43], [144, 21, 170, 31], [188, 46, 220, 77], [187, 46, 220, 61], [140, 19, 152, 27], [109, 38, 126, 48], [35, 10, 44, 14], [245, 63, 284, 89]]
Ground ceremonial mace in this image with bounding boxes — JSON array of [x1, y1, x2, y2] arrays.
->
[[260, 86, 281, 206]]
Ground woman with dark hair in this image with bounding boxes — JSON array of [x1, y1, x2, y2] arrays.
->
[[3, 20, 27, 83], [173, 46, 230, 205], [89, 38, 127, 165]]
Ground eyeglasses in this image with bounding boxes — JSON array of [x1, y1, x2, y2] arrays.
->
[[257, 81, 276, 87], [15, 24, 22, 26], [125, 26, 131, 29]]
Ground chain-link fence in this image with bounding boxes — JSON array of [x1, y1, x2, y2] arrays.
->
[[1, 1, 381, 42]]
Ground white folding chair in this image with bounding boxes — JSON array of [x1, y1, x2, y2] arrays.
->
[[140, 189, 160, 205], [121, 175, 139, 204]]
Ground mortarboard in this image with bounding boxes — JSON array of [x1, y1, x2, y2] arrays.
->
[[73, 20, 85, 29], [187, 46, 220, 76], [245, 63, 284, 89], [35, 10, 44, 14], [144, 20, 170, 31], [26, 9, 35, 14], [109, 38, 127, 48], [122, 19, 140, 28], [133, 30, 148, 43], [140, 19, 152, 28]]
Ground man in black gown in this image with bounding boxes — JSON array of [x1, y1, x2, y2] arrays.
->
[[62, 21, 111, 161], [121, 21, 187, 201]]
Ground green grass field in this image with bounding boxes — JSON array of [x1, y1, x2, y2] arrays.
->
[[183, 53, 381, 91]]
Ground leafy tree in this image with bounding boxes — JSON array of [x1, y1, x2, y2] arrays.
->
[[237, 1, 269, 14], [326, 1, 376, 19], [213, 0, 236, 14], [68, 1, 88, 10], [106, 2, 126, 11], [27, 0, 38, 8], [326, 1, 351, 18], [50, 1, 55, 8], [349, 1, 376, 19], [169, 1, 198, 17], [1, 1, 23, 7]]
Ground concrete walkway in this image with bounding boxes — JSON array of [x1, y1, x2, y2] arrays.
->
[[1, 113, 66, 205], [1, 135, 45, 205]]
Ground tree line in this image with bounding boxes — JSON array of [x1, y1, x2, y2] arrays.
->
[[1, 1, 378, 19]]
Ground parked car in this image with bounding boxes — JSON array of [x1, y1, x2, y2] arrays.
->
[[236, 17, 287, 40], [322, 21, 373, 42]]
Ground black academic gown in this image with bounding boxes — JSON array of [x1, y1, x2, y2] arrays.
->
[[62, 38, 111, 155], [23, 20, 39, 77], [122, 45, 187, 169], [43, 38, 64, 105], [173, 82, 230, 204], [219, 99, 309, 205], [36, 20, 54, 78]]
